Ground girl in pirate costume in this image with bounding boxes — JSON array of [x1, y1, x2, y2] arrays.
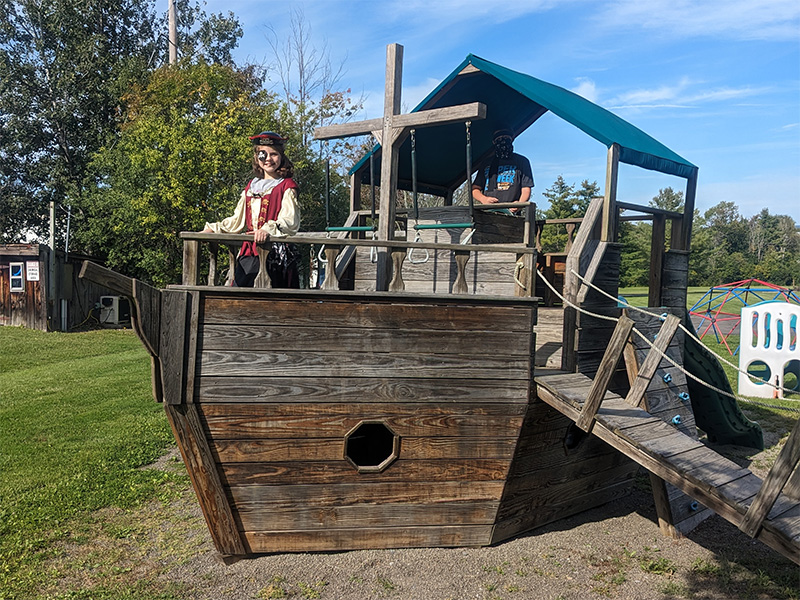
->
[[203, 131, 301, 288]]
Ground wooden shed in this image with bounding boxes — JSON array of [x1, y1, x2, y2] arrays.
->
[[1, 243, 121, 331]]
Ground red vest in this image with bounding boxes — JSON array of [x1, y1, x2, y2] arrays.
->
[[240, 178, 298, 257]]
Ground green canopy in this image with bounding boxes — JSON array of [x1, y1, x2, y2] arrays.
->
[[351, 54, 696, 195]]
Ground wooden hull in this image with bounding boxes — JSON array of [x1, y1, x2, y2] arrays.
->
[[150, 287, 636, 555]]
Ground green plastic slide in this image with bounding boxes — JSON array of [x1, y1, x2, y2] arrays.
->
[[682, 312, 763, 450]]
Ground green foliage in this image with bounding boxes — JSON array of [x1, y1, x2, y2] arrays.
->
[[538, 176, 600, 253], [0, 0, 159, 243], [78, 61, 279, 285], [615, 188, 799, 288], [689, 202, 799, 287], [0, 0, 242, 251], [618, 221, 652, 287], [0, 327, 181, 599]]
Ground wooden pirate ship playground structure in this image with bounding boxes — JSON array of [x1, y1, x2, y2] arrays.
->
[[81, 45, 800, 564]]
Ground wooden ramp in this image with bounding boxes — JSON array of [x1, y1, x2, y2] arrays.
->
[[535, 369, 800, 565]]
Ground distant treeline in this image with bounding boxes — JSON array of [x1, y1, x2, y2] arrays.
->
[[536, 177, 799, 288]]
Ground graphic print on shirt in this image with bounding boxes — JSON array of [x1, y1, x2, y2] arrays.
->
[[484, 164, 517, 192]]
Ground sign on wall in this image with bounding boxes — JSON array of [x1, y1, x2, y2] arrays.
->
[[26, 261, 40, 282]]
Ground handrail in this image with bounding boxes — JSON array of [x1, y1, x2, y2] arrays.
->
[[179, 230, 536, 295], [616, 201, 683, 219], [179, 232, 536, 255]]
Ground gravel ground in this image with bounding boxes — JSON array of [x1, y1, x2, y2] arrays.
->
[[144, 442, 798, 600], [158, 481, 797, 600], [41, 440, 799, 600]]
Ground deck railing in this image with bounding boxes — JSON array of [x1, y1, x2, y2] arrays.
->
[[178, 231, 537, 297]]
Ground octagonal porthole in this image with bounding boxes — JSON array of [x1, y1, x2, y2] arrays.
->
[[344, 421, 399, 473]]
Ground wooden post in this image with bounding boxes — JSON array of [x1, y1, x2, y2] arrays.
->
[[254, 245, 272, 289], [452, 250, 471, 294], [516, 206, 537, 298], [374, 44, 404, 290], [575, 314, 634, 432], [388, 249, 406, 292], [349, 173, 362, 215], [673, 169, 698, 251], [648, 214, 666, 307], [602, 143, 620, 243], [320, 245, 341, 290], [182, 240, 199, 286], [208, 242, 218, 286], [225, 246, 236, 286]]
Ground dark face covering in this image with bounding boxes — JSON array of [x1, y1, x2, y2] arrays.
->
[[493, 136, 513, 160]]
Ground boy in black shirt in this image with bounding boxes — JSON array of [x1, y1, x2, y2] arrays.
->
[[472, 128, 533, 214]]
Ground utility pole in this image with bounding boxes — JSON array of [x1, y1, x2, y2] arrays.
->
[[168, 0, 177, 65]]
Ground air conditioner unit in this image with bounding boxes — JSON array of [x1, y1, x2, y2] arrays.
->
[[99, 295, 131, 325]]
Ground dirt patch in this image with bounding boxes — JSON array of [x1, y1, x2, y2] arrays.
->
[[40, 445, 799, 600]]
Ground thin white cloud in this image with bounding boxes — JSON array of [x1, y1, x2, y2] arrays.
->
[[607, 78, 771, 110], [571, 77, 599, 102], [596, 0, 800, 42]]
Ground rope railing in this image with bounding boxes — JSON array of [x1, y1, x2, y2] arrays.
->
[[569, 268, 800, 403], [535, 268, 800, 414]]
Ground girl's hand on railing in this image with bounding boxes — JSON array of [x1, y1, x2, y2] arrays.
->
[[253, 229, 270, 243]]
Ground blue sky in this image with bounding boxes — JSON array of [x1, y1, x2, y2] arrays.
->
[[198, 0, 799, 219]]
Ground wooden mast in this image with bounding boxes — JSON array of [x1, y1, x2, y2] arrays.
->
[[314, 43, 486, 290]]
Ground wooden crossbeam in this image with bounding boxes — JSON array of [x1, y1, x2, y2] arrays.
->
[[624, 313, 680, 408], [575, 314, 634, 432]]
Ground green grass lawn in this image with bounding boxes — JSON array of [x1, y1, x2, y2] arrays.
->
[[0, 327, 183, 600]]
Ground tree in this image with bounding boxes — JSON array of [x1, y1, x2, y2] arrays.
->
[[79, 61, 279, 286], [0, 0, 158, 243], [0, 0, 242, 246], [650, 187, 683, 212], [172, 0, 242, 66], [538, 176, 600, 253], [574, 179, 600, 214]]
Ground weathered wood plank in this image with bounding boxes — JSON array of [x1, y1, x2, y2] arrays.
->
[[164, 404, 245, 555], [160, 290, 189, 405], [355, 249, 519, 282], [241, 525, 494, 553], [235, 501, 500, 531], [202, 296, 534, 332], [182, 240, 199, 286], [498, 458, 636, 517], [492, 475, 635, 544], [198, 349, 531, 379], [501, 439, 628, 489], [740, 415, 800, 537], [199, 324, 532, 355], [196, 376, 530, 404], [228, 480, 507, 508], [211, 436, 519, 463], [220, 458, 512, 486], [537, 380, 800, 564], [624, 314, 680, 408], [198, 402, 526, 439], [356, 278, 519, 297], [186, 291, 200, 404], [576, 314, 634, 431]]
